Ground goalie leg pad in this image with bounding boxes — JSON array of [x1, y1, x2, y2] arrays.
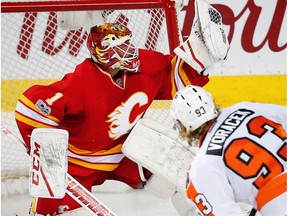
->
[[144, 174, 176, 200], [171, 191, 198, 216], [122, 119, 197, 192]]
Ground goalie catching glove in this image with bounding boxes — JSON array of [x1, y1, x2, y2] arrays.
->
[[174, 0, 230, 74]]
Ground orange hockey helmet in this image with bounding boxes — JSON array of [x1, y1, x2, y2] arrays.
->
[[87, 23, 140, 73]]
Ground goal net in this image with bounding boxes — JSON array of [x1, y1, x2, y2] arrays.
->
[[1, 0, 181, 195]]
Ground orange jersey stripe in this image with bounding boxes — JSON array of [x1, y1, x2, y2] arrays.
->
[[15, 111, 54, 129], [186, 180, 215, 216], [278, 144, 287, 160], [256, 172, 287, 210], [178, 60, 192, 86], [68, 157, 119, 171], [67, 143, 124, 171], [68, 143, 122, 156], [170, 56, 178, 97], [30, 197, 38, 214], [19, 94, 60, 123]]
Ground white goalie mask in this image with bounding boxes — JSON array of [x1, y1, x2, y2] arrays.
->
[[170, 85, 218, 131]]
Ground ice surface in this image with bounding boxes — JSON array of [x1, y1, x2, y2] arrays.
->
[[1, 189, 179, 216]]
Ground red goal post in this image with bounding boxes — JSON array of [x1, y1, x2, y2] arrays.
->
[[1, 0, 182, 195]]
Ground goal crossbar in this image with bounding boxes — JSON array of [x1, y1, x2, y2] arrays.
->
[[2, 0, 171, 12]]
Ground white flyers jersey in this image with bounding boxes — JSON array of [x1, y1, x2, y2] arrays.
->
[[186, 102, 287, 216]]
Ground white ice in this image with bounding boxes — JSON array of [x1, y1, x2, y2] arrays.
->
[[1, 181, 179, 216]]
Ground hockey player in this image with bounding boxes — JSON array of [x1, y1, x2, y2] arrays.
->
[[170, 85, 287, 216], [14, 20, 227, 214]]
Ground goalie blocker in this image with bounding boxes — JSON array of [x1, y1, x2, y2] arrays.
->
[[28, 128, 116, 215], [30, 128, 69, 198]]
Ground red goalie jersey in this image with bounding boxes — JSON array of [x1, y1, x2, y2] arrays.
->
[[15, 49, 209, 172]]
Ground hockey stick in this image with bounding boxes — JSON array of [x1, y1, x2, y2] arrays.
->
[[1, 125, 117, 216]]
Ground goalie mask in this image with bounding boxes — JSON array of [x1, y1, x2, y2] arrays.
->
[[170, 85, 218, 131], [87, 23, 140, 73]]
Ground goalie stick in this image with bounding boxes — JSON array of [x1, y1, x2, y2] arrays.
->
[[1, 125, 117, 216]]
